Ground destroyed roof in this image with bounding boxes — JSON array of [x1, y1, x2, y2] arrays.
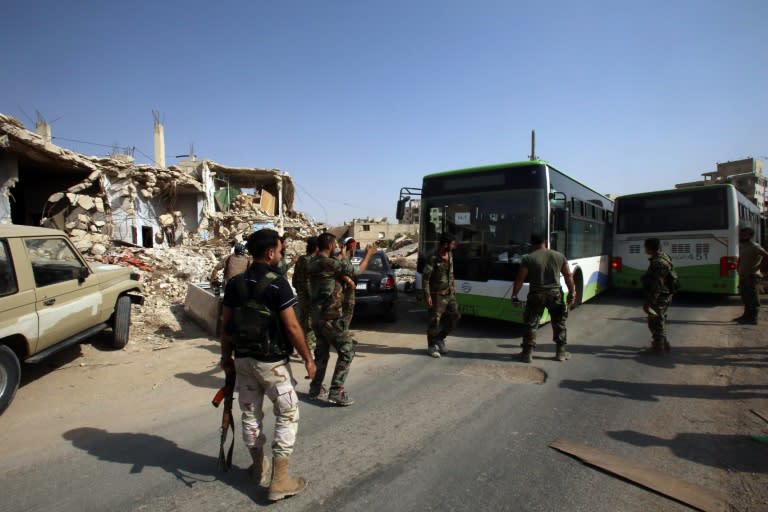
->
[[204, 160, 295, 211], [0, 113, 202, 191], [1, 114, 102, 173]]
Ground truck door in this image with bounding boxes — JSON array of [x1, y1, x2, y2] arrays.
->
[[0, 238, 39, 353], [24, 237, 102, 350]]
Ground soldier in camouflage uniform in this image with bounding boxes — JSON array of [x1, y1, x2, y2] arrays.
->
[[291, 236, 319, 350], [734, 227, 768, 325], [338, 237, 378, 329], [307, 233, 374, 406], [640, 238, 674, 353], [340, 237, 358, 330], [219, 229, 316, 501], [276, 235, 293, 276], [423, 232, 461, 358], [511, 233, 575, 363]]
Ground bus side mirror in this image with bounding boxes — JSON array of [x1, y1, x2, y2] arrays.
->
[[396, 196, 410, 221], [549, 191, 567, 210]]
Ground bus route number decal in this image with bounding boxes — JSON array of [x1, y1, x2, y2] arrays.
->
[[455, 212, 471, 225]]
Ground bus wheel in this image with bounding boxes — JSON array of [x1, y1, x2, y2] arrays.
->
[[571, 271, 584, 308]]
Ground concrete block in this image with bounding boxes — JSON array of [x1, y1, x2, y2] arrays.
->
[[183, 282, 221, 337]]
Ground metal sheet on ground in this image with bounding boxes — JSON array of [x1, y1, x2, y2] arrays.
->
[[750, 409, 768, 425], [549, 437, 729, 512]]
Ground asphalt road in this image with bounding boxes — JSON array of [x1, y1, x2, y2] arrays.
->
[[1, 290, 764, 512]]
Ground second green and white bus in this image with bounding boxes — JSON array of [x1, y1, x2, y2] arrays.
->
[[399, 160, 613, 323], [611, 185, 762, 294]]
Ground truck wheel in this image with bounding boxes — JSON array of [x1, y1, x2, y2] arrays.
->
[[112, 296, 132, 349], [0, 345, 21, 416]]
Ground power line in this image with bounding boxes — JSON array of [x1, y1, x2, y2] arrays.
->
[[132, 146, 156, 164], [52, 136, 115, 149], [294, 182, 328, 224], [52, 136, 155, 164]]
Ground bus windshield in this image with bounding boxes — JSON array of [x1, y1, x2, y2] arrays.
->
[[616, 188, 728, 234], [422, 188, 547, 281]]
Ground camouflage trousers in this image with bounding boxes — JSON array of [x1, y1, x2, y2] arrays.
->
[[296, 292, 316, 350], [342, 285, 356, 331], [739, 275, 761, 318], [427, 292, 460, 346], [310, 318, 356, 395], [646, 294, 672, 342], [234, 358, 300, 459], [522, 288, 568, 347]]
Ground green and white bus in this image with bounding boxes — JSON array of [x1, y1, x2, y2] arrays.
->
[[611, 185, 762, 294], [398, 160, 613, 323]]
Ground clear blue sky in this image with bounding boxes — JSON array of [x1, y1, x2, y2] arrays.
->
[[3, 1, 766, 225]]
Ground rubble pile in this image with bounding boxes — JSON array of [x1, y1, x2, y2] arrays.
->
[[40, 159, 202, 256], [386, 242, 419, 271], [82, 214, 325, 331], [210, 207, 325, 245], [97, 246, 215, 300]]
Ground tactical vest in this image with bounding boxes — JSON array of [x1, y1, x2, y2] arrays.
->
[[230, 272, 290, 359]]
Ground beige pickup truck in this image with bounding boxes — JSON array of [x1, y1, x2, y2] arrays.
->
[[0, 225, 144, 415]]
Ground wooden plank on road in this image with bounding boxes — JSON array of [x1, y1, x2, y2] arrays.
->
[[549, 437, 729, 512]]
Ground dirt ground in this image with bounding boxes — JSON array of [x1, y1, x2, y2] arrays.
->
[[1, 295, 767, 511]]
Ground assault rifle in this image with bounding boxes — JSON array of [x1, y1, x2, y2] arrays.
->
[[212, 370, 236, 472]]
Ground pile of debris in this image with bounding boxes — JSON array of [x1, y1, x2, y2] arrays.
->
[[210, 208, 325, 245]]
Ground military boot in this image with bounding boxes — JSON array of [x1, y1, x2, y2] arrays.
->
[[520, 346, 533, 363], [268, 456, 307, 501], [248, 446, 271, 486], [555, 345, 571, 361], [737, 310, 758, 325], [328, 389, 355, 406], [641, 339, 664, 354]]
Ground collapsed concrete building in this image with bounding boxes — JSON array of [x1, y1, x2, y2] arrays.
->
[[0, 113, 318, 255]]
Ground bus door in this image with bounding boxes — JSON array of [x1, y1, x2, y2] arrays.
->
[[550, 191, 568, 252]]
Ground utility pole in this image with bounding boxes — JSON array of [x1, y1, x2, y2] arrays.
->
[[529, 130, 537, 161]]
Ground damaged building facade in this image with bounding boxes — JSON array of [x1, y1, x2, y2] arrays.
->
[[0, 113, 306, 254]]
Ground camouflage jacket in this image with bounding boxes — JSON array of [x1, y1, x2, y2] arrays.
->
[[308, 254, 355, 321], [291, 254, 310, 297], [422, 251, 455, 297], [641, 251, 673, 303], [277, 257, 293, 276]]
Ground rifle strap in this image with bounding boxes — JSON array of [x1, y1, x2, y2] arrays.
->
[[233, 271, 279, 304], [218, 403, 236, 472]]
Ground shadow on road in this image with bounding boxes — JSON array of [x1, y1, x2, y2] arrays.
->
[[63, 427, 272, 505], [559, 378, 768, 402], [606, 429, 768, 473], [605, 316, 740, 326], [18, 344, 84, 390], [597, 289, 741, 309], [176, 363, 224, 391], [566, 343, 768, 369]]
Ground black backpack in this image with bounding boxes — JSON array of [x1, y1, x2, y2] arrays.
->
[[230, 272, 290, 359]]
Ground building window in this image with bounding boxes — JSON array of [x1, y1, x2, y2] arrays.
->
[[362, 225, 370, 231]]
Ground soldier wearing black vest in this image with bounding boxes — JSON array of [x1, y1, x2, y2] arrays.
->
[[219, 229, 316, 501]]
